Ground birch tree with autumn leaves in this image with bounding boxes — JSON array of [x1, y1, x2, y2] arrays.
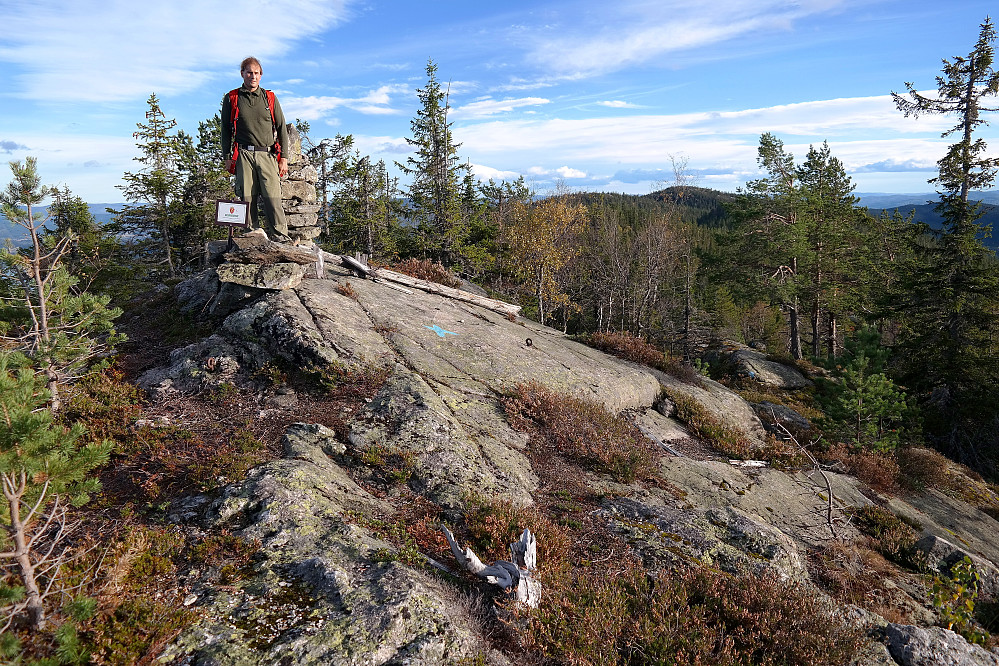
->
[[505, 194, 587, 328]]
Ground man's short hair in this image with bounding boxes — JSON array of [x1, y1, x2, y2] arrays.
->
[[240, 57, 262, 73]]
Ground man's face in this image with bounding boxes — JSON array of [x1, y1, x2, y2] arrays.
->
[[241, 64, 262, 91]]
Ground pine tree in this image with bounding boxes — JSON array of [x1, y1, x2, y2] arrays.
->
[[817, 326, 911, 452], [0, 352, 111, 630], [797, 142, 862, 359], [396, 60, 469, 264], [729, 133, 807, 358], [0, 159, 124, 413], [891, 17, 999, 464]]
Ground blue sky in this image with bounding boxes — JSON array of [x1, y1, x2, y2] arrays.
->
[[1, 0, 997, 203]]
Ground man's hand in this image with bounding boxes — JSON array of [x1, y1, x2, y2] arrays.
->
[[278, 157, 289, 178], [225, 158, 235, 172]]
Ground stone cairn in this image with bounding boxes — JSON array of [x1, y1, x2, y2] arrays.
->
[[279, 123, 322, 244]]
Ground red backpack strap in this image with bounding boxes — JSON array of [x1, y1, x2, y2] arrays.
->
[[227, 89, 240, 164], [265, 89, 281, 161]]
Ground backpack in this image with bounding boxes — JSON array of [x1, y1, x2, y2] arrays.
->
[[227, 88, 282, 174]]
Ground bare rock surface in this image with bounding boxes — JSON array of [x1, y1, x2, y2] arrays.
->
[[161, 424, 484, 665], [884, 623, 999, 666], [147, 267, 999, 664], [704, 342, 814, 389], [217, 262, 306, 289]]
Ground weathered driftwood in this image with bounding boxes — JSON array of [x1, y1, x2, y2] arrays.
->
[[322, 252, 521, 317], [441, 525, 541, 608]]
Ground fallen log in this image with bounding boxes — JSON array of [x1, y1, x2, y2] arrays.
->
[[319, 252, 521, 317]]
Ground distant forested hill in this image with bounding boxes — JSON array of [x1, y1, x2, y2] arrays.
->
[[863, 192, 999, 252], [0, 203, 120, 247], [567, 187, 997, 252], [571, 187, 739, 228]]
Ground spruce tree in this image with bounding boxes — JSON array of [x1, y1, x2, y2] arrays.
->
[[116, 93, 184, 277], [397, 59, 469, 264], [892, 17, 999, 465]]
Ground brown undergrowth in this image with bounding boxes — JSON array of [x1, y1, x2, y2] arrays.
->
[[519, 561, 866, 666], [584, 330, 701, 384], [809, 541, 924, 626], [388, 258, 462, 288], [501, 381, 657, 484], [8, 330, 389, 663]]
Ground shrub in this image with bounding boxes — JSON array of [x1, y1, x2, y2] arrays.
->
[[810, 540, 920, 625], [501, 382, 657, 483], [898, 446, 951, 492], [822, 443, 903, 496], [667, 390, 754, 459], [848, 505, 922, 569], [520, 562, 865, 665], [584, 331, 700, 384], [390, 258, 462, 288], [932, 556, 988, 645], [461, 494, 572, 578]]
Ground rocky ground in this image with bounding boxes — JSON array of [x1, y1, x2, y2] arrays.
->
[[131, 250, 999, 666]]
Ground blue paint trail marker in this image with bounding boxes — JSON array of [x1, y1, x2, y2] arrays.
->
[[425, 324, 457, 338]]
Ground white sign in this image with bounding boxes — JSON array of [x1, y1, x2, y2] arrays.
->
[[216, 200, 249, 227]]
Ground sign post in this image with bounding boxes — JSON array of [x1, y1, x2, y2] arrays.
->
[[215, 200, 250, 251]]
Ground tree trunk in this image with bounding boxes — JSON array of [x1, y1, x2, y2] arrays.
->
[[6, 481, 46, 629], [789, 299, 803, 360], [827, 314, 838, 359]]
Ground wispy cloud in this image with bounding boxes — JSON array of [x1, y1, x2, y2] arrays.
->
[[452, 97, 550, 119], [598, 100, 642, 109], [526, 0, 851, 78], [0, 0, 354, 102], [447, 92, 973, 194]]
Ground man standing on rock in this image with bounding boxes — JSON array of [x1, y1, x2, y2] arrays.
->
[[222, 57, 291, 242]]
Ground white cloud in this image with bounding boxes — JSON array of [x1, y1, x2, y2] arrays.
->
[[469, 163, 522, 182], [0, 0, 354, 102], [452, 97, 550, 119], [441, 91, 993, 196], [556, 166, 587, 178], [598, 100, 641, 109], [283, 85, 410, 120]]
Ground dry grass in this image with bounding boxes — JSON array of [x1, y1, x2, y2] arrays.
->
[[336, 281, 359, 299], [809, 541, 923, 625], [667, 390, 756, 459], [390, 258, 462, 288]]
